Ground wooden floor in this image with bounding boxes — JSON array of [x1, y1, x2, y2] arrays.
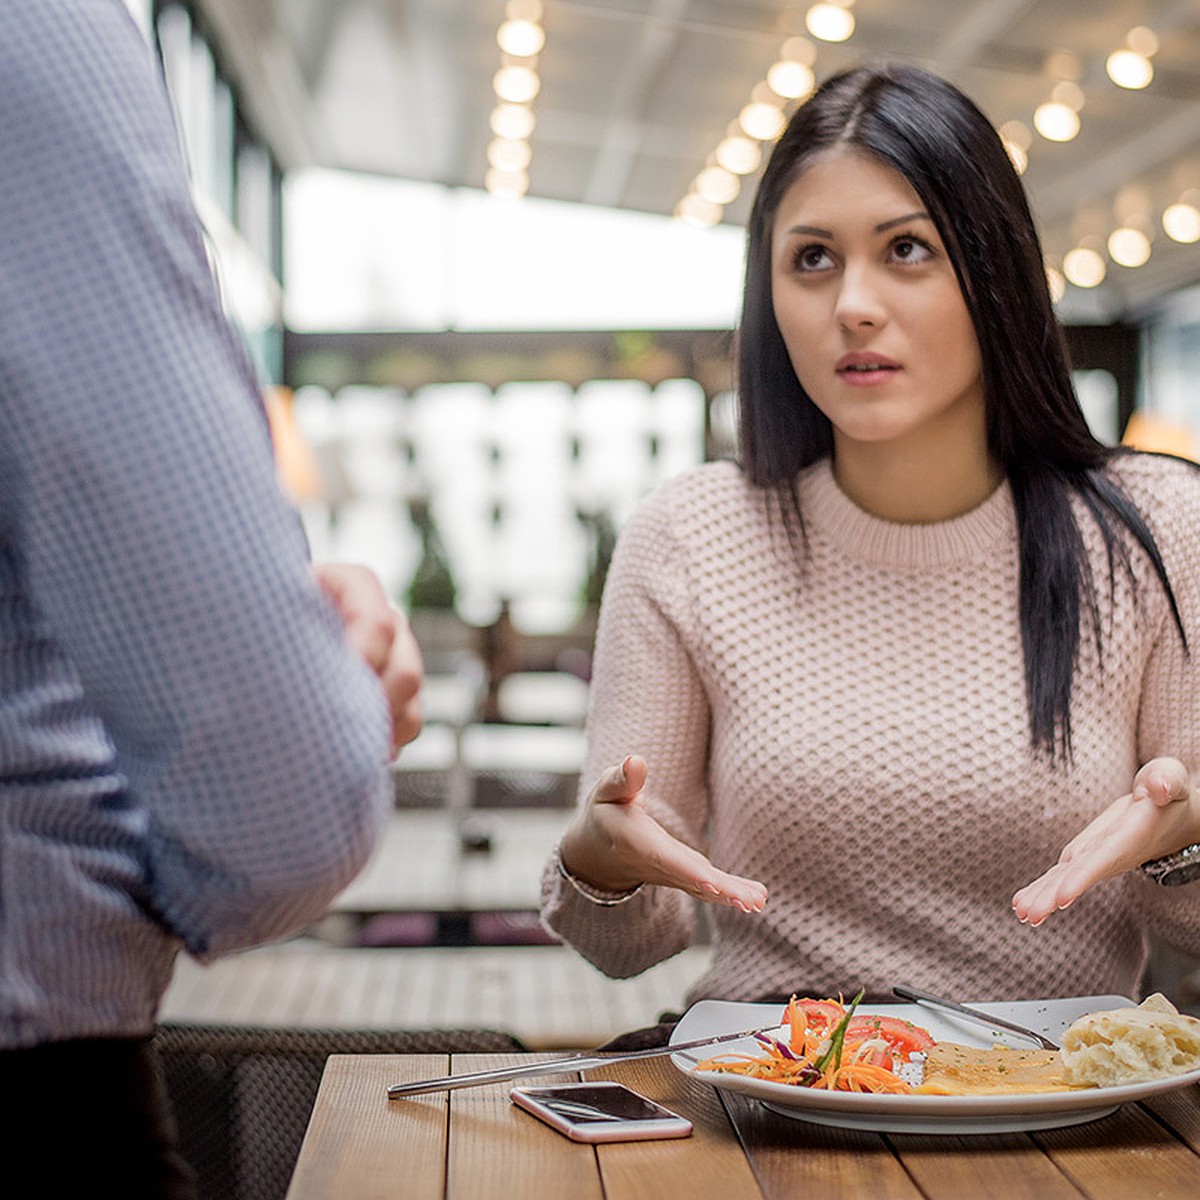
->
[[160, 940, 712, 1050]]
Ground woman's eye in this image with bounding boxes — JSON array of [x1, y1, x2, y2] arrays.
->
[[795, 244, 833, 272], [891, 237, 934, 264]]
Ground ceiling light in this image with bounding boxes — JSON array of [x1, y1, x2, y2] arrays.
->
[[695, 166, 741, 206], [1050, 81, 1085, 112], [998, 120, 1032, 151], [497, 18, 545, 58], [1063, 247, 1106, 288], [715, 135, 761, 176], [739, 101, 787, 141], [675, 193, 723, 228], [1002, 139, 1028, 175], [487, 137, 532, 173], [493, 64, 540, 104], [1126, 26, 1159, 57], [1045, 264, 1066, 304], [766, 60, 815, 100], [1033, 101, 1080, 142], [1106, 49, 1153, 90], [805, 3, 855, 43], [1162, 202, 1200, 244], [780, 36, 817, 66], [485, 168, 529, 198], [490, 104, 536, 140], [1107, 226, 1151, 267]]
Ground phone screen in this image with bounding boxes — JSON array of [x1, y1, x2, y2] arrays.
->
[[510, 1083, 694, 1142]]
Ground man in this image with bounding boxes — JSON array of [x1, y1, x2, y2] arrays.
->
[[0, 4, 421, 1193]]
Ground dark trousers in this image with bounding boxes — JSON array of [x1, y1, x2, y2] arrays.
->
[[4, 1034, 197, 1200]]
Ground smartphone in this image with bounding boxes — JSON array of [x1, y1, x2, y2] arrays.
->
[[509, 1082, 694, 1143]]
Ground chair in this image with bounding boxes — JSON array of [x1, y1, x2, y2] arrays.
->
[[154, 1021, 527, 1200]]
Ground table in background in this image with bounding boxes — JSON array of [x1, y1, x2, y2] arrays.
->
[[286, 1053, 1200, 1199]]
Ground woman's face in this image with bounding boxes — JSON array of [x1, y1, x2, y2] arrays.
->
[[770, 148, 985, 462]]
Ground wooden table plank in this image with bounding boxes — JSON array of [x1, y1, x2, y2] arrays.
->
[[448, 1055, 604, 1200], [720, 1090, 925, 1200], [286, 1056, 450, 1200], [1142, 1085, 1200, 1152], [888, 1132, 1086, 1199], [595, 1058, 766, 1200], [1033, 1103, 1200, 1199]]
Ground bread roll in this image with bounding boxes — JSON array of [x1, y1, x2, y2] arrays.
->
[[1061, 993, 1200, 1086]]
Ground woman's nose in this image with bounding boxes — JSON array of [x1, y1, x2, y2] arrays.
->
[[835, 264, 887, 331]]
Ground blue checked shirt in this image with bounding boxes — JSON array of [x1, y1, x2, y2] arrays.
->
[[0, 2, 391, 1047]]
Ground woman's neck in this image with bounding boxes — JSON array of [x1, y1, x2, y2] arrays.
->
[[831, 438, 1003, 523]]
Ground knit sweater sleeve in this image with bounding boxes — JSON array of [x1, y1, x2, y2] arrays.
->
[[540, 473, 714, 977], [1123, 455, 1200, 953]]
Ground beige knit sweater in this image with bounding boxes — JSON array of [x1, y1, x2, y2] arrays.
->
[[541, 453, 1200, 1005]]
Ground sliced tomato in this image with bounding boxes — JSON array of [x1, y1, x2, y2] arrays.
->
[[844, 1014, 935, 1061], [782, 997, 846, 1053]]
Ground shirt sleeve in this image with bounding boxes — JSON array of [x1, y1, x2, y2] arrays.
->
[[540, 481, 709, 976], [1129, 457, 1200, 955], [0, 5, 390, 957]]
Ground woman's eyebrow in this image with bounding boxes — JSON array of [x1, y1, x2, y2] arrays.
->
[[782, 211, 933, 238], [876, 211, 932, 232]]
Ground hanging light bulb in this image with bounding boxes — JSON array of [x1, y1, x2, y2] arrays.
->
[[675, 193, 722, 228], [805, 3, 855, 43], [767, 59, 815, 100], [490, 104, 536, 140], [1063, 246, 1106, 288], [1162, 201, 1200, 244], [485, 168, 529, 199], [715, 134, 761, 176], [1107, 226, 1151, 267], [739, 101, 787, 141], [497, 18, 545, 58], [487, 137, 532, 173], [1106, 49, 1153, 89], [695, 166, 741, 206], [493, 64, 540, 103], [1033, 101, 1080, 142], [1045, 263, 1066, 304]]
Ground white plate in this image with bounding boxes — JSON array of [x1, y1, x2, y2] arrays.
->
[[669, 995, 1200, 1134]]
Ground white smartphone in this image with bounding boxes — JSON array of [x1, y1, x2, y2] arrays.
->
[[509, 1082, 694, 1143]]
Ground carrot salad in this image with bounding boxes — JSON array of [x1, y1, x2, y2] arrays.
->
[[692, 989, 935, 1094]]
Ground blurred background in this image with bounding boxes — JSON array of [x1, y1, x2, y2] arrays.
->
[[143, 0, 1200, 1050]]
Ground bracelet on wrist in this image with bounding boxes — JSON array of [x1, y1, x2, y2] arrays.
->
[[553, 843, 644, 907], [1139, 842, 1200, 887]]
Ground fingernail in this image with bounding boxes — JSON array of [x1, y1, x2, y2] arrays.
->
[[620, 755, 631, 783], [701, 882, 720, 895]]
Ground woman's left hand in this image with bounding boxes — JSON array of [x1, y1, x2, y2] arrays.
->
[[1012, 757, 1199, 927]]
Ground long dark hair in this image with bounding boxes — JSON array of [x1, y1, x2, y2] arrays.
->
[[737, 62, 1185, 760]]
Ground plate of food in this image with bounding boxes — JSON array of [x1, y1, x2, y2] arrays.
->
[[668, 991, 1200, 1134]]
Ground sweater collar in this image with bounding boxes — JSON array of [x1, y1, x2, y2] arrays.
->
[[797, 458, 1014, 567]]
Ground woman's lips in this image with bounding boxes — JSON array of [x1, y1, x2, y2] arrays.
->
[[836, 353, 900, 384]]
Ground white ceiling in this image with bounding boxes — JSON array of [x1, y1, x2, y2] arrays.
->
[[193, 0, 1200, 318]]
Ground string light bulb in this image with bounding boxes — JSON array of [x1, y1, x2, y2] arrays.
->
[[805, 2, 855, 43], [1106, 49, 1153, 89], [1162, 199, 1200, 244], [767, 59, 815, 100], [497, 18, 545, 58], [1063, 246, 1106, 288], [715, 134, 761, 176], [1033, 101, 1080, 143], [1107, 226, 1151, 268], [739, 101, 787, 141], [490, 104, 536, 140]]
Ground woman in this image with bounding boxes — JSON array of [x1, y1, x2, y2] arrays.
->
[[540, 63, 1200, 1015]]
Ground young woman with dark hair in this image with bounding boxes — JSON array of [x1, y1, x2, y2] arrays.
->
[[541, 63, 1200, 1016]]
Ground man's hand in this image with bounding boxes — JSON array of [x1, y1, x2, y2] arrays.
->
[[315, 562, 423, 755]]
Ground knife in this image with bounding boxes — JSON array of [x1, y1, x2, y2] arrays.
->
[[386, 1024, 781, 1098], [893, 985, 1060, 1050]]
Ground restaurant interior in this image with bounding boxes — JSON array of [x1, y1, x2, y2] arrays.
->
[[112, 1, 1200, 1195]]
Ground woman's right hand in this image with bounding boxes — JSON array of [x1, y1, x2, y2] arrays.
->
[[557, 755, 768, 913]]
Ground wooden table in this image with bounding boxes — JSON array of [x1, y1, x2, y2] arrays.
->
[[286, 1053, 1200, 1198]]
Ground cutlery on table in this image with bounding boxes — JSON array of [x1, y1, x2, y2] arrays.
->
[[893, 985, 1060, 1050], [386, 1024, 781, 1098]]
